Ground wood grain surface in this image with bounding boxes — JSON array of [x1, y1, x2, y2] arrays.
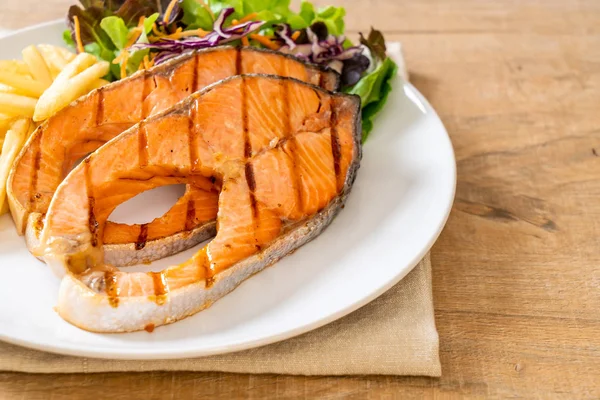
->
[[2, 0, 600, 398]]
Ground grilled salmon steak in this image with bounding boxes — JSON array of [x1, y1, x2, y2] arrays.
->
[[39, 74, 361, 332], [7, 47, 339, 266]]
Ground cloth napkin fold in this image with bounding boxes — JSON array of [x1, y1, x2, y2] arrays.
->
[[0, 39, 440, 376]]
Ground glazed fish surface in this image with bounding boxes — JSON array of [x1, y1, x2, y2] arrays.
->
[[39, 74, 361, 332], [7, 47, 339, 266]]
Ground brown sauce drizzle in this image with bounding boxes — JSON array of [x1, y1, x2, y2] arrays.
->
[[184, 198, 196, 231], [28, 133, 42, 209], [144, 323, 155, 333], [103, 271, 119, 307], [329, 103, 341, 184], [135, 223, 148, 250], [138, 124, 148, 168], [149, 271, 168, 305], [84, 160, 99, 247]]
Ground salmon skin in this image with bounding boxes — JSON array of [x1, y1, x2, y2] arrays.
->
[[7, 46, 339, 267], [39, 74, 361, 332]]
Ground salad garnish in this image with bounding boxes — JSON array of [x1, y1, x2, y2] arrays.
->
[[64, 0, 399, 140]]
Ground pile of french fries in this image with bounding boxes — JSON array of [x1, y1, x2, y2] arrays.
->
[[0, 45, 110, 216]]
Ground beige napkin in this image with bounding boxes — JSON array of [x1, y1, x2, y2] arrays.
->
[[0, 38, 440, 376], [0, 255, 440, 376]]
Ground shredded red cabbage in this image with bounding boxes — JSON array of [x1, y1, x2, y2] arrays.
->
[[277, 24, 365, 77], [129, 7, 263, 64]]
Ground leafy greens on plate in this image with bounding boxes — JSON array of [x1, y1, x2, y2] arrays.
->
[[64, 0, 398, 140]]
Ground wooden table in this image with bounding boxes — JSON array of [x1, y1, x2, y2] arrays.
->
[[2, 0, 600, 398]]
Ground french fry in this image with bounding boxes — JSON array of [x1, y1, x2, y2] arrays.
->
[[37, 44, 76, 79], [0, 114, 10, 149], [34, 57, 108, 121], [0, 69, 46, 97], [53, 53, 97, 84], [0, 60, 32, 77], [22, 45, 53, 88], [0, 118, 31, 215], [0, 92, 37, 118], [37, 46, 67, 78], [0, 83, 20, 95]]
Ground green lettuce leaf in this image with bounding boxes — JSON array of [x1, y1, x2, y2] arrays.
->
[[100, 16, 129, 49], [181, 0, 214, 30], [345, 57, 398, 141], [312, 5, 345, 35], [299, 1, 315, 24]]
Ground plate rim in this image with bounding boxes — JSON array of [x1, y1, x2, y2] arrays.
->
[[0, 19, 456, 360]]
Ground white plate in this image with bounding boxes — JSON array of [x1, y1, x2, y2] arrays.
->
[[0, 21, 456, 359]]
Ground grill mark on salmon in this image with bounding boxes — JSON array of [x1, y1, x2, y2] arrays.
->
[[135, 224, 149, 250], [188, 103, 197, 174], [103, 271, 119, 308], [138, 124, 148, 168], [235, 46, 243, 75], [191, 53, 198, 93], [330, 107, 341, 182], [29, 134, 41, 208], [95, 88, 104, 126], [245, 162, 258, 218], [184, 198, 196, 231], [281, 79, 304, 216], [195, 248, 214, 288], [150, 271, 168, 305]]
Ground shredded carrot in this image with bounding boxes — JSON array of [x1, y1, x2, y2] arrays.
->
[[241, 36, 250, 46], [231, 19, 240, 26], [120, 52, 129, 78], [113, 50, 130, 78], [73, 16, 84, 53], [181, 28, 209, 37], [143, 55, 154, 69], [291, 31, 300, 41], [163, 0, 179, 24], [137, 16, 146, 28], [239, 13, 257, 23], [151, 28, 209, 42], [152, 23, 164, 37], [249, 34, 280, 50], [125, 28, 143, 48]]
